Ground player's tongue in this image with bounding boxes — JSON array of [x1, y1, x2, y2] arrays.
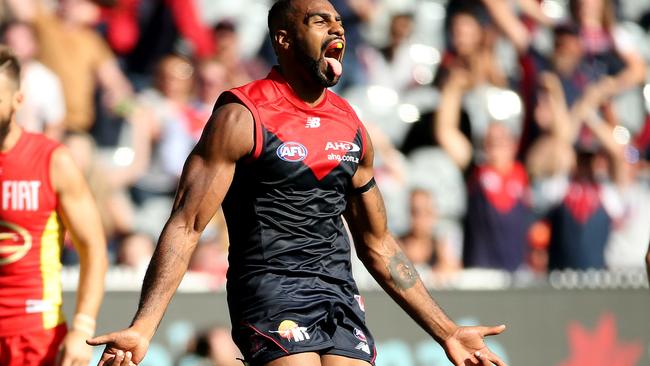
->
[[324, 41, 343, 77], [325, 57, 342, 77]]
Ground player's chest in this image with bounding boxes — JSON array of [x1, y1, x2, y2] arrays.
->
[[257, 111, 362, 183]]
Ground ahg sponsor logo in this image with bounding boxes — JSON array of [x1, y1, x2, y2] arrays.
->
[[325, 141, 360, 152], [328, 154, 359, 163], [276, 142, 308, 162]]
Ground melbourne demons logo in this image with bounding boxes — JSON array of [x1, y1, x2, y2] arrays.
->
[[276, 142, 308, 162], [0, 221, 32, 266]]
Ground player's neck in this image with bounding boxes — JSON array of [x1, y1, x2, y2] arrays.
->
[[277, 65, 327, 107], [0, 122, 21, 153]]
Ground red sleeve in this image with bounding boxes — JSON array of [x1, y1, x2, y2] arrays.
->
[[165, 0, 215, 58], [103, 0, 140, 55]]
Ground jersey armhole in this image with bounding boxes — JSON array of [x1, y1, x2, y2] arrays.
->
[[358, 119, 368, 161], [217, 89, 264, 161]]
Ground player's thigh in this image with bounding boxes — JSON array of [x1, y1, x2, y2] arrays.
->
[[321, 354, 372, 366], [264, 352, 321, 366]]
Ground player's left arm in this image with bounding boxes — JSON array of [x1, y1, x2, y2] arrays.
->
[[51, 146, 109, 366], [344, 131, 507, 366]]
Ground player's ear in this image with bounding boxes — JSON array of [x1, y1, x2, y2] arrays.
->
[[275, 30, 291, 52], [12, 90, 23, 109]]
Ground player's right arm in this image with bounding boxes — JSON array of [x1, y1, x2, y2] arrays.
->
[[87, 102, 254, 366]]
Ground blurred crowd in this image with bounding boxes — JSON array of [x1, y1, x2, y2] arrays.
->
[[1, 0, 649, 291]]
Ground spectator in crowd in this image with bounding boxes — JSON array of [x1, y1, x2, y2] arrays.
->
[[58, 105, 152, 264], [435, 68, 531, 272], [102, 0, 214, 60], [604, 145, 650, 269], [362, 12, 419, 92], [188, 241, 229, 290], [1, 21, 65, 140], [212, 20, 268, 88], [363, 121, 409, 233], [481, 0, 640, 157], [436, 3, 507, 89], [6, 0, 134, 133], [117, 233, 155, 274], [399, 189, 461, 277], [182, 325, 242, 366], [135, 54, 200, 202], [527, 72, 626, 270], [194, 58, 231, 115], [568, 0, 646, 93]]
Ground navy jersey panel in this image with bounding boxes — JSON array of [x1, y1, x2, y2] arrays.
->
[[548, 203, 610, 271]]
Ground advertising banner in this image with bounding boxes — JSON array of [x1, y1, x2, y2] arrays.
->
[[64, 289, 650, 366]]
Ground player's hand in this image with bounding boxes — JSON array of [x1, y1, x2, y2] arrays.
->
[[86, 327, 149, 366], [56, 329, 93, 366], [442, 324, 507, 366]]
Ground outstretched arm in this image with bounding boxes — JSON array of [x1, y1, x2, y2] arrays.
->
[[87, 102, 254, 365], [51, 147, 109, 366], [434, 68, 473, 170], [481, 0, 533, 54], [344, 132, 507, 366]]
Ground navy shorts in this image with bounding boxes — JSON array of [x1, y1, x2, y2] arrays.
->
[[232, 295, 376, 366]]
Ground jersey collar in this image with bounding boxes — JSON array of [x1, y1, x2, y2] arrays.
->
[[268, 66, 330, 111]]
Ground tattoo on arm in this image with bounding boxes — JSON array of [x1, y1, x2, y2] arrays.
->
[[388, 252, 418, 290]]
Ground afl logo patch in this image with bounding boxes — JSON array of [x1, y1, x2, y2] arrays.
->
[[276, 142, 308, 162]]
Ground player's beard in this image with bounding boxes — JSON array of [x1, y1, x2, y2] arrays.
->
[[295, 41, 339, 88], [0, 112, 14, 148]]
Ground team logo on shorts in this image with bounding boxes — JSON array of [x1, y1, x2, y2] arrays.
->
[[276, 142, 308, 162], [271, 320, 311, 342], [354, 328, 367, 342]]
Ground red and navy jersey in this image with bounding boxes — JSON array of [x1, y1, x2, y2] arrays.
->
[[463, 163, 531, 272], [548, 181, 611, 270], [217, 68, 367, 323], [0, 131, 65, 336]]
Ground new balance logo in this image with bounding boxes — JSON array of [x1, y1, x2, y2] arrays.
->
[[306, 117, 321, 128]]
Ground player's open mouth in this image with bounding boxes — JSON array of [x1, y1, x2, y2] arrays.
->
[[324, 39, 344, 77]]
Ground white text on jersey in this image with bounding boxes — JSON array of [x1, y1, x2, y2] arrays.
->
[[2, 181, 41, 211]]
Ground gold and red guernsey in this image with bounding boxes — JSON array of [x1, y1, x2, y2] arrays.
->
[[0, 132, 64, 336]]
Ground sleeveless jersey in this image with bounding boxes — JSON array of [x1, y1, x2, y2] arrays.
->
[[463, 163, 531, 272], [218, 68, 367, 324], [548, 181, 611, 270], [0, 131, 65, 336]]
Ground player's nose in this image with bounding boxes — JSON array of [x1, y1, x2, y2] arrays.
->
[[329, 21, 344, 37]]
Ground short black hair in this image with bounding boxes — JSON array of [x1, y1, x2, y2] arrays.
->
[[268, 0, 299, 38], [0, 46, 21, 88]]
